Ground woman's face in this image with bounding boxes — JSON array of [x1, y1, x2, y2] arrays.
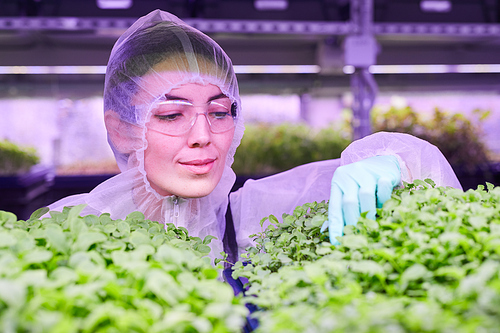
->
[[141, 81, 235, 198]]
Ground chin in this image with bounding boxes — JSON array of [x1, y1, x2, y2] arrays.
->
[[171, 179, 219, 199], [176, 188, 214, 199], [149, 172, 223, 198]]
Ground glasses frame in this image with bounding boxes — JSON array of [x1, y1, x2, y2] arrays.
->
[[145, 97, 238, 137]]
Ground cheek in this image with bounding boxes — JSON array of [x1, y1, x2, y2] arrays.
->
[[144, 132, 177, 171], [213, 130, 235, 180], [217, 129, 235, 160]]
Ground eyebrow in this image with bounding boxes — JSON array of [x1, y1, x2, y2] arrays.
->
[[164, 93, 228, 103], [208, 93, 229, 102]]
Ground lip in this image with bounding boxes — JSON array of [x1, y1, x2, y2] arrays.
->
[[179, 158, 216, 175]]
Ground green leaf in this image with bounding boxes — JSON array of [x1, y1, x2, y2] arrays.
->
[[438, 232, 467, 246], [69, 215, 88, 237], [341, 235, 368, 250], [259, 217, 269, 228], [127, 211, 145, 221], [293, 205, 306, 217], [434, 266, 465, 280], [100, 240, 126, 251], [50, 267, 78, 286], [269, 215, 279, 225], [359, 217, 379, 230], [316, 244, 333, 255], [424, 178, 436, 187], [28, 207, 50, 220], [129, 230, 151, 247], [99, 213, 113, 225], [103, 223, 117, 234], [67, 204, 86, 220], [17, 269, 47, 287], [277, 253, 292, 264], [0, 210, 17, 225], [83, 214, 100, 226], [349, 260, 385, 277], [413, 179, 430, 189], [133, 298, 163, 321], [72, 231, 108, 252], [202, 267, 219, 279], [111, 250, 128, 267], [45, 224, 70, 254], [196, 244, 212, 255], [303, 262, 328, 285], [0, 231, 17, 247], [401, 264, 429, 283], [116, 220, 131, 237], [306, 215, 327, 228], [0, 279, 26, 308], [22, 248, 53, 265], [145, 269, 182, 305], [468, 216, 487, 230], [203, 235, 217, 245]]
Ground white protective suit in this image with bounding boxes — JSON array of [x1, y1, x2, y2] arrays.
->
[[48, 9, 462, 261]]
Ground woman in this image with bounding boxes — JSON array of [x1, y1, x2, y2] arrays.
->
[[48, 9, 461, 262]]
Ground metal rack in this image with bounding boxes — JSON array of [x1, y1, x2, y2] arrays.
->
[[1, 16, 500, 37]]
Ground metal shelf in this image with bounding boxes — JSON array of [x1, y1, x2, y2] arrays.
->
[[0, 17, 354, 34], [375, 23, 500, 37], [1, 17, 500, 37]]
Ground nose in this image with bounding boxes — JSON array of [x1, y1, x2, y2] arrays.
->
[[187, 113, 211, 148]]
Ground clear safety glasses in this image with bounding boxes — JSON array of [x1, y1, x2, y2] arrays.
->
[[146, 97, 237, 136]]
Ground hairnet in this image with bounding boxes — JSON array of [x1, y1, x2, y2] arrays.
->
[[104, 9, 242, 171]]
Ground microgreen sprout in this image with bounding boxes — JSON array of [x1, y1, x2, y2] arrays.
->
[[233, 180, 500, 332]]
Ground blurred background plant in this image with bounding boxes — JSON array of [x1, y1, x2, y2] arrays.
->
[[56, 159, 120, 175], [0, 139, 40, 176], [233, 106, 495, 183], [232, 123, 351, 175], [371, 106, 492, 173]]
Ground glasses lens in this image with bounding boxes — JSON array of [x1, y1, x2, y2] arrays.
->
[[148, 100, 193, 135], [206, 100, 235, 133], [147, 99, 235, 135]]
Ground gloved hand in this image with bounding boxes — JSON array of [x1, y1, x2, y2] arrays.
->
[[321, 155, 401, 245]]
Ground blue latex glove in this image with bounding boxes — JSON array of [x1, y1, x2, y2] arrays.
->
[[321, 155, 401, 245]]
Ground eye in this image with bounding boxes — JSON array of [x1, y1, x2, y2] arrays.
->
[[209, 111, 231, 120], [155, 113, 183, 122], [152, 100, 190, 122]]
